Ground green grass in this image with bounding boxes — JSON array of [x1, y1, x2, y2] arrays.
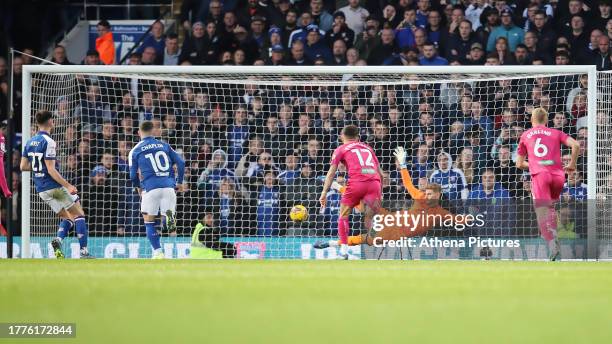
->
[[1, 260, 612, 344]]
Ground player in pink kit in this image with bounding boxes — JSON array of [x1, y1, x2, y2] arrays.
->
[[0, 121, 13, 236], [316, 125, 384, 259], [516, 108, 580, 261]]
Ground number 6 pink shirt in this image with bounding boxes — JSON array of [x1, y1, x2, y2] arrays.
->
[[517, 125, 569, 176]]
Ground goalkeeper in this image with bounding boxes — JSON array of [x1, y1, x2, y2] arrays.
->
[[315, 147, 471, 248]]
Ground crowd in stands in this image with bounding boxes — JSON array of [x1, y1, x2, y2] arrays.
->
[[0, 0, 604, 239]]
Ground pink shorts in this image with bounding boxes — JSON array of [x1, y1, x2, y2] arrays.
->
[[531, 172, 565, 203], [341, 180, 382, 208]]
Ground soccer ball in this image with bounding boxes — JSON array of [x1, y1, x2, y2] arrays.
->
[[289, 205, 308, 222]]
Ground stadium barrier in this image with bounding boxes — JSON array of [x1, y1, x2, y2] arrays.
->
[[3, 236, 609, 260]]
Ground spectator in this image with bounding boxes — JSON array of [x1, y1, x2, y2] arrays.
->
[[455, 147, 477, 188], [413, 28, 429, 54], [557, 0, 591, 34], [550, 112, 575, 137], [206, 0, 224, 26], [368, 29, 397, 65], [426, 10, 445, 51], [249, 16, 267, 49], [464, 42, 486, 64], [430, 151, 469, 200], [597, 2, 612, 31], [382, 4, 400, 29], [278, 154, 301, 185], [283, 162, 319, 223], [141, 46, 158, 65], [565, 15, 589, 59], [82, 165, 118, 234], [261, 26, 283, 60], [198, 149, 237, 200], [493, 37, 516, 65], [180, 22, 220, 65], [266, 44, 286, 65], [446, 20, 480, 62], [468, 168, 513, 234], [212, 178, 248, 235], [257, 171, 281, 236], [576, 29, 602, 64], [162, 33, 181, 65], [138, 91, 157, 122], [562, 170, 588, 201], [262, 116, 286, 155], [410, 143, 433, 186], [465, 128, 489, 172], [236, 147, 279, 184], [137, 20, 165, 57], [116, 91, 138, 123], [590, 35, 611, 70], [309, 0, 333, 32], [419, 42, 448, 65], [555, 50, 571, 65], [326, 11, 355, 48], [469, 168, 510, 200], [285, 40, 312, 65], [571, 91, 588, 125], [331, 39, 348, 65], [415, 0, 432, 28], [51, 45, 73, 65], [83, 50, 102, 65], [447, 121, 468, 157], [75, 84, 112, 128], [531, 10, 557, 56], [487, 9, 524, 52], [367, 121, 393, 171], [465, 0, 490, 30], [339, 0, 370, 36], [491, 144, 521, 196], [281, 9, 299, 47], [95, 20, 115, 65], [557, 206, 578, 239], [127, 52, 142, 65], [475, 7, 499, 45], [512, 44, 531, 65], [303, 24, 332, 64], [464, 101, 494, 145], [354, 16, 380, 61]]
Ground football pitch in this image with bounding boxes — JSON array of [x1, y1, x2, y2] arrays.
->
[[1, 260, 611, 344]]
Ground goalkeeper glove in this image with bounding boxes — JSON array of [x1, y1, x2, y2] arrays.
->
[[394, 146, 407, 168]]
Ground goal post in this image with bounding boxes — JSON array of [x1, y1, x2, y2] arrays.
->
[[20, 64, 604, 259]]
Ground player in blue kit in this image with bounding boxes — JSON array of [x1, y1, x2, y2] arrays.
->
[[129, 121, 185, 259], [20, 111, 92, 259]]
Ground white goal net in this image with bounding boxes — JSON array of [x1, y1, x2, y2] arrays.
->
[[20, 66, 607, 259]]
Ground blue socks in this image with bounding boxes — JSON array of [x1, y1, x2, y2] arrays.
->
[[57, 219, 73, 240], [74, 216, 89, 250], [145, 222, 161, 250]]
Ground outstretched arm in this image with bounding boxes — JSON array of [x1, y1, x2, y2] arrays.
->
[[394, 146, 425, 200]]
